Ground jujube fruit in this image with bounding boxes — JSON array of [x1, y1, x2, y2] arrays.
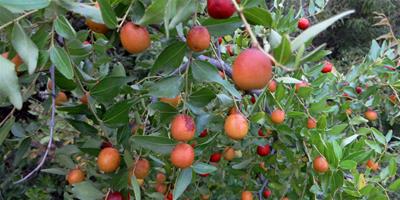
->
[[271, 109, 285, 124], [313, 156, 329, 173], [155, 183, 167, 194], [223, 147, 235, 161], [364, 109, 377, 121], [55, 92, 68, 106], [297, 18, 310, 30], [210, 153, 222, 163], [120, 22, 151, 54], [241, 191, 253, 200], [170, 143, 195, 168], [263, 189, 272, 198], [321, 61, 333, 73], [171, 114, 196, 141], [307, 117, 317, 129], [224, 113, 249, 140], [366, 159, 379, 172], [356, 86, 362, 94], [160, 95, 181, 107], [85, 3, 109, 34], [199, 129, 208, 138], [207, 0, 236, 19], [257, 144, 270, 156], [187, 26, 210, 52], [2, 52, 23, 71], [66, 168, 85, 185], [97, 147, 121, 173], [232, 48, 273, 90], [156, 172, 167, 183], [268, 80, 277, 93], [106, 191, 123, 200], [80, 92, 90, 105], [134, 158, 151, 179], [295, 81, 309, 92]]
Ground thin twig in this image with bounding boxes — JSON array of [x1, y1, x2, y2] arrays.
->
[[257, 175, 268, 200], [117, 0, 135, 32], [14, 65, 57, 184], [0, 10, 38, 31]]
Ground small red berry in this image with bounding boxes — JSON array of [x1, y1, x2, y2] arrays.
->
[[106, 192, 123, 200], [199, 173, 209, 177], [210, 153, 222, 162], [321, 61, 333, 73], [258, 128, 264, 137], [218, 37, 223, 44], [199, 129, 208, 138], [226, 45, 234, 56], [384, 66, 396, 71], [356, 86, 362, 94], [250, 96, 256, 104], [263, 189, 272, 198], [257, 144, 270, 156], [165, 193, 173, 200], [297, 18, 310, 30]]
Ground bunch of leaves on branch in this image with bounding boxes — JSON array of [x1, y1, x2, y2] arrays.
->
[[0, 0, 399, 200]]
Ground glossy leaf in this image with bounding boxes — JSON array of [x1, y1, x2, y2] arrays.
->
[[0, 56, 22, 109], [49, 46, 74, 80], [173, 168, 192, 200], [11, 22, 39, 74]]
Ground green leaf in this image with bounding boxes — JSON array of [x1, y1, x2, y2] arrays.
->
[[189, 88, 216, 107], [349, 116, 368, 125], [331, 170, 344, 192], [57, 0, 103, 23], [41, 168, 67, 175], [365, 140, 382, 153], [173, 168, 192, 200], [97, 0, 117, 29], [67, 119, 98, 136], [269, 29, 282, 48], [11, 22, 39, 74], [0, 56, 22, 109], [103, 100, 132, 127], [301, 44, 331, 63], [167, 0, 196, 29], [341, 134, 359, 147], [389, 179, 400, 191], [332, 141, 342, 160], [192, 60, 241, 99], [370, 128, 386, 145], [148, 76, 183, 98], [328, 124, 348, 135], [132, 136, 177, 154], [273, 35, 291, 64], [49, 46, 74, 80], [90, 77, 127, 102], [0, 0, 50, 13], [130, 176, 141, 200], [201, 17, 242, 36], [54, 16, 76, 40], [192, 162, 217, 174], [291, 10, 355, 51], [151, 41, 186, 74], [243, 7, 272, 27], [340, 160, 357, 170], [72, 181, 103, 200], [149, 102, 178, 123], [389, 158, 397, 177], [0, 117, 14, 145], [138, 0, 167, 25], [0, 6, 15, 24], [275, 77, 302, 84], [232, 158, 253, 169]]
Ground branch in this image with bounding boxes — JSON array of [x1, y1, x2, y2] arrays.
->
[[14, 65, 57, 184], [257, 174, 268, 200], [0, 10, 38, 31]]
